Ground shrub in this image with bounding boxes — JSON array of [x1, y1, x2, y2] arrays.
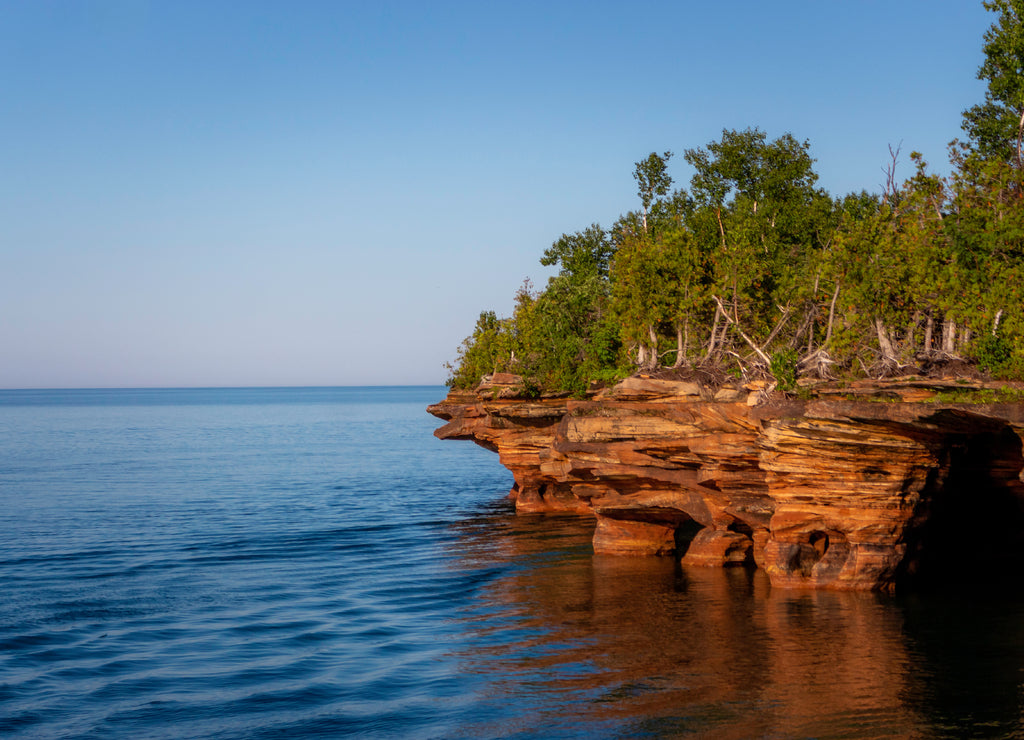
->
[[769, 348, 799, 392]]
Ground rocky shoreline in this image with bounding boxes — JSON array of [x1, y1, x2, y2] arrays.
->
[[429, 373, 1024, 591]]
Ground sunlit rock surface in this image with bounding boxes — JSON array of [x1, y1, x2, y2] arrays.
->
[[428, 374, 1024, 591]]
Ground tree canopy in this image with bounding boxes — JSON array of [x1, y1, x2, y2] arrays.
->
[[447, 1, 1024, 393], [963, 0, 1024, 165]]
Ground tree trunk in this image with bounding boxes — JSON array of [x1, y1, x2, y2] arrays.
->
[[923, 313, 934, 357], [706, 304, 721, 359], [959, 327, 972, 353], [644, 325, 659, 371], [905, 312, 919, 357], [824, 282, 840, 345], [875, 318, 897, 361], [673, 323, 686, 368], [942, 318, 957, 355], [1017, 106, 1024, 172], [718, 315, 730, 354], [806, 323, 814, 355]]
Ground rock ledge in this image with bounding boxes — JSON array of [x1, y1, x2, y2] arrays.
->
[[428, 376, 1024, 591]]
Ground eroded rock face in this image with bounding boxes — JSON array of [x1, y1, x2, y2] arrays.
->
[[428, 376, 1024, 591]]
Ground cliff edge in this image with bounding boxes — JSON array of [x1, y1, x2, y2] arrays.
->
[[429, 373, 1024, 591]]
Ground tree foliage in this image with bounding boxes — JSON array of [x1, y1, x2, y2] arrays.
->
[[447, 5, 1024, 392], [962, 0, 1024, 165]]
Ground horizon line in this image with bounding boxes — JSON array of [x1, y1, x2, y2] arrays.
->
[[0, 383, 448, 392]]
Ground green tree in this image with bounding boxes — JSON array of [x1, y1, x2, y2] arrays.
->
[[657, 212, 708, 368], [633, 151, 673, 232], [608, 153, 679, 369], [962, 0, 1024, 166], [445, 310, 516, 388], [610, 152, 714, 372], [446, 21, 1024, 393], [946, 144, 1024, 372], [610, 218, 664, 370], [515, 226, 626, 393], [540, 224, 614, 280], [683, 128, 834, 375]]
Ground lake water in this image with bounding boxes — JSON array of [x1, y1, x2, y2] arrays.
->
[[2, 386, 1023, 738]]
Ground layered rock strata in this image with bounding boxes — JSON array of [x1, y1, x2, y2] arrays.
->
[[429, 373, 1024, 591]]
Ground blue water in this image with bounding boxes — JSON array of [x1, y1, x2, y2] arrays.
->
[[2, 386, 1024, 739]]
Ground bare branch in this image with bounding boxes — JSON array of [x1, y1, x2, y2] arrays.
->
[[762, 306, 793, 349], [713, 295, 771, 364], [881, 142, 902, 205], [824, 282, 841, 345]]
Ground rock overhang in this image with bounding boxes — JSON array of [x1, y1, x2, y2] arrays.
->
[[429, 376, 1024, 591]]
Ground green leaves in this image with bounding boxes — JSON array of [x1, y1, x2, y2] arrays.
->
[[448, 41, 1024, 392], [633, 151, 674, 230], [445, 310, 514, 388], [962, 0, 1024, 163], [682, 128, 833, 362], [540, 224, 614, 281], [685, 128, 820, 213], [769, 349, 799, 391]]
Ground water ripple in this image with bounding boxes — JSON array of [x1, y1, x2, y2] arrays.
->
[[4, 388, 1024, 738]]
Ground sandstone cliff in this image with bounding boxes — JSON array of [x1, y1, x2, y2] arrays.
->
[[428, 373, 1024, 591]]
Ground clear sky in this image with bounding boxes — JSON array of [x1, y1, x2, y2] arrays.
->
[[0, 1, 995, 388]]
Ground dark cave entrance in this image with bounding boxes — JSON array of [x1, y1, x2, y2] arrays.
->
[[898, 422, 1024, 588], [673, 518, 706, 556]]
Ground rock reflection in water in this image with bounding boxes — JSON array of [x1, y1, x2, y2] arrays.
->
[[449, 510, 941, 737]]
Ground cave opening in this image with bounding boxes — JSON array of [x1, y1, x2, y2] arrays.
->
[[673, 518, 705, 557], [786, 529, 849, 578], [899, 424, 1024, 588], [809, 530, 830, 559]]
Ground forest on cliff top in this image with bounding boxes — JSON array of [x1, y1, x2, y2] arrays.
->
[[449, 1, 1024, 395]]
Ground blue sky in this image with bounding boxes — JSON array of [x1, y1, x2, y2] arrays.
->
[[0, 1, 994, 387]]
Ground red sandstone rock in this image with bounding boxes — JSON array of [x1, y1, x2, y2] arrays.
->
[[682, 530, 754, 567], [428, 376, 1024, 591], [592, 516, 679, 556]]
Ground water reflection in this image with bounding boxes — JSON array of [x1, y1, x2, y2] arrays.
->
[[448, 508, 1024, 738], [899, 589, 1024, 737]]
